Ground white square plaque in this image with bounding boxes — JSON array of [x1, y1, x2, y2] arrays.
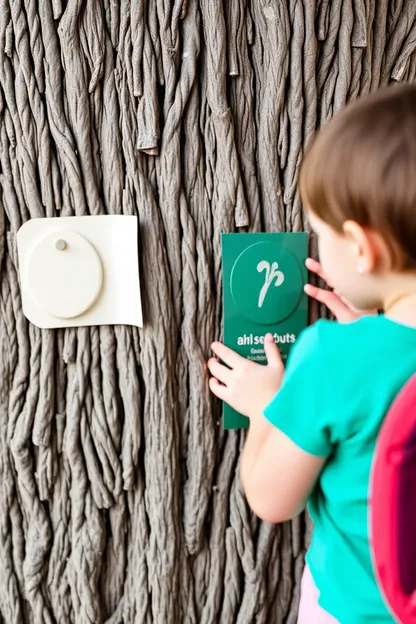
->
[[17, 215, 143, 329]]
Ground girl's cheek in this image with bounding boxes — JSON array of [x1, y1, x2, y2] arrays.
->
[[317, 238, 329, 265]]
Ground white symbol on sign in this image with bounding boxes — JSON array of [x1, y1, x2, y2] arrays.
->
[[257, 261, 284, 308]]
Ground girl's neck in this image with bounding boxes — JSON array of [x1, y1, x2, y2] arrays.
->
[[383, 292, 416, 327]]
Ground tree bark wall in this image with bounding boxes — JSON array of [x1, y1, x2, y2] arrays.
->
[[0, 1, 415, 622]]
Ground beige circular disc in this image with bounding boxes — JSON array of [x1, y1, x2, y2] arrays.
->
[[26, 230, 103, 319]]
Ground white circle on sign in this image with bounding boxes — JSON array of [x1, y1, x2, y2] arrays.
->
[[26, 230, 103, 319]]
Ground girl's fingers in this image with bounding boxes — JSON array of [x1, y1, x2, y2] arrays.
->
[[305, 258, 334, 289], [304, 284, 356, 322], [209, 377, 228, 401], [211, 342, 243, 369], [207, 358, 231, 384], [263, 333, 282, 368]]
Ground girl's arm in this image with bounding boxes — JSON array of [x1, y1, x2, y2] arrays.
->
[[240, 420, 325, 523], [208, 335, 325, 523]]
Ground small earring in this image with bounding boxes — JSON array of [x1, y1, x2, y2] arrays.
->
[[357, 265, 365, 274]]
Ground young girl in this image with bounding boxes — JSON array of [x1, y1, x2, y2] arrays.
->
[[208, 84, 416, 623]]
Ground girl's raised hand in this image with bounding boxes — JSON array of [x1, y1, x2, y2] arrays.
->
[[304, 258, 378, 323]]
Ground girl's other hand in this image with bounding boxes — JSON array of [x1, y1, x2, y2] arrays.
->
[[207, 334, 283, 419], [304, 258, 379, 323]]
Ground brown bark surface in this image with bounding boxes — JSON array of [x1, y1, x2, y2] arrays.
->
[[0, 1, 415, 622]]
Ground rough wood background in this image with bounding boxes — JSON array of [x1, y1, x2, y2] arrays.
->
[[0, 1, 415, 623]]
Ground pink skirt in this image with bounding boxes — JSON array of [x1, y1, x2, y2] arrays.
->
[[297, 566, 339, 623]]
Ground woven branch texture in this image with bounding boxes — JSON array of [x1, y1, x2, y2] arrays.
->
[[0, 1, 415, 622]]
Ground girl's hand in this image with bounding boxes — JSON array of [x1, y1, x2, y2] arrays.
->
[[304, 258, 378, 323], [208, 334, 283, 419]]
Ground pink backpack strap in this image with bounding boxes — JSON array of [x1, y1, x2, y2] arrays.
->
[[370, 374, 416, 623]]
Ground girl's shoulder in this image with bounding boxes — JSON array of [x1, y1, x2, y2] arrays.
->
[[291, 315, 416, 382], [300, 314, 416, 350]]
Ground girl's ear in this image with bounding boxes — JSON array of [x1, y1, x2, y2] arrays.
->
[[343, 220, 393, 274], [343, 220, 376, 274], [343, 221, 394, 273]]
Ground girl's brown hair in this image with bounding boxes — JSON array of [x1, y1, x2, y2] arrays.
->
[[299, 84, 416, 268]]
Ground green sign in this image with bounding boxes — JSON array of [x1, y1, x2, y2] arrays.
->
[[222, 233, 308, 429]]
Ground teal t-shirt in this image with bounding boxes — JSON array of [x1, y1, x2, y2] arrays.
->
[[264, 316, 416, 623]]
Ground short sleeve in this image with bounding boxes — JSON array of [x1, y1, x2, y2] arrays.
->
[[264, 321, 335, 457]]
